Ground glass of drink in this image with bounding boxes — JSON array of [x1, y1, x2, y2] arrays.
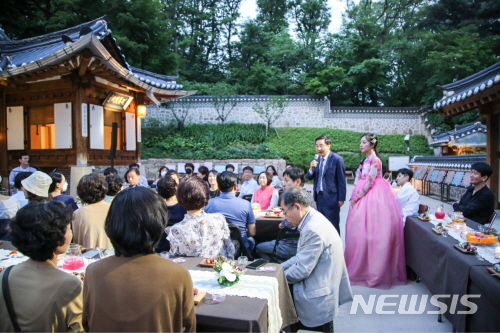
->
[[435, 204, 445, 220], [62, 245, 85, 270]]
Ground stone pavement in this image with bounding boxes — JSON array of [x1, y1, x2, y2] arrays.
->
[[299, 183, 458, 332]]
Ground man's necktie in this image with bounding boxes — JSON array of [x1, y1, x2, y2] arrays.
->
[[318, 157, 324, 191]]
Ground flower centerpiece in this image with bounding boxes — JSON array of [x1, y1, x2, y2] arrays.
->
[[213, 256, 245, 287]]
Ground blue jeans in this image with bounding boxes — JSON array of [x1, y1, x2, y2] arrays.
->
[[256, 240, 297, 263]]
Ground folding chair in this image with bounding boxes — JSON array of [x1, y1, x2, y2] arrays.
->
[[345, 170, 355, 184]]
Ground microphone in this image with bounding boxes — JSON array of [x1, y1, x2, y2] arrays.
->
[[312, 154, 319, 171]]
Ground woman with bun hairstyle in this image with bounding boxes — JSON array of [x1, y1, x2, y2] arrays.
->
[[344, 133, 406, 289]]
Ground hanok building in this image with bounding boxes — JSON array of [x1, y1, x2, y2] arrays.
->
[[431, 121, 487, 156], [433, 61, 500, 208], [0, 17, 194, 194]]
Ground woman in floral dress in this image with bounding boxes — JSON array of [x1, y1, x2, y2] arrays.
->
[[344, 133, 406, 289], [167, 176, 235, 258]]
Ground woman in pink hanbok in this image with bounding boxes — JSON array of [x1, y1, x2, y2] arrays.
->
[[344, 133, 407, 289]]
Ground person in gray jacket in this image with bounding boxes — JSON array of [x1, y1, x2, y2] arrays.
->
[[280, 187, 352, 332]]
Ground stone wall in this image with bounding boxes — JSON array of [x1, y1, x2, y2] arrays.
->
[[94, 158, 288, 181], [146, 95, 427, 135]]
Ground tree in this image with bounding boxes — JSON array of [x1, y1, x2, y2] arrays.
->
[[162, 97, 194, 129], [253, 96, 289, 135], [305, 67, 351, 103], [207, 83, 238, 124]]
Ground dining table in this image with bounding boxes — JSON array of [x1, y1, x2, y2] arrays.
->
[[179, 257, 297, 332], [254, 212, 284, 242], [405, 215, 500, 333]]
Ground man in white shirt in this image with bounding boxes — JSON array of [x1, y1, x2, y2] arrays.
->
[[12, 172, 32, 208], [129, 162, 149, 187], [396, 168, 420, 225], [239, 166, 259, 197], [8, 153, 37, 193]]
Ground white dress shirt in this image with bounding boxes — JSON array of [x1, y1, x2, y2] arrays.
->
[[396, 182, 420, 225], [240, 178, 259, 197]]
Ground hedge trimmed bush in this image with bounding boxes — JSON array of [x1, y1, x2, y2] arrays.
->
[[141, 120, 432, 169]]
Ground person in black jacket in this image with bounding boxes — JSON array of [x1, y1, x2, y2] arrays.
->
[[453, 162, 495, 225]]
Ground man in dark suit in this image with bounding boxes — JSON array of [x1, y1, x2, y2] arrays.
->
[[306, 135, 346, 234]]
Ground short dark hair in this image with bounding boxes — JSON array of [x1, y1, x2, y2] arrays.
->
[[315, 135, 332, 145], [48, 172, 64, 193], [125, 168, 140, 180], [177, 177, 209, 210], [243, 166, 254, 173], [103, 167, 118, 176], [184, 163, 195, 170], [286, 163, 294, 168], [398, 168, 413, 181], [106, 187, 169, 257], [217, 171, 237, 192], [105, 175, 124, 196], [77, 173, 108, 204], [280, 187, 310, 208], [157, 176, 178, 199], [258, 172, 272, 186], [129, 162, 140, 169], [266, 165, 277, 176], [14, 172, 33, 190], [18, 152, 29, 160], [283, 167, 305, 187], [471, 162, 493, 180], [198, 166, 209, 181], [158, 166, 169, 177], [225, 164, 235, 171], [11, 201, 72, 261], [166, 170, 180, 180]]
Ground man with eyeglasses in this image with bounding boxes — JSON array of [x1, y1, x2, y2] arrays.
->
[[306, 135, 346, 235], [280, 187, 352, 333]]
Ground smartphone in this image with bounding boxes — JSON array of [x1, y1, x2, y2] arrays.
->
[[246, 259, 269, 269], [82, 250, 101, 259]]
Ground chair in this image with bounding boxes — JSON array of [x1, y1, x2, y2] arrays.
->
[[460, 171, 471, 188], [418, 204, 429, 214], [227, 222, 253, 261], [241, 194, 252, 202], [487, 211, 498, 229], [269, 227, 300, 264], [383, 172, 392, 181], [345, 170, 355, 184], [441, 171, 456, 202]]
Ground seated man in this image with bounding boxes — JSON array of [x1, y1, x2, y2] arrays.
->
[[225, 164, 235, 173], [256, 167, 313, 262], [453, 162, 495, 225], [395, 168, 419, 225], [280, 187, 352, 332], [239, 166, 259, 197], [129, 163, 149, 187], [8, 153, 37, 193], [12, 172, 32, 208], [205, 171, 256, 250]]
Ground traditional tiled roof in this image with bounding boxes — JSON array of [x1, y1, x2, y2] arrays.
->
[[330, 106, 421, 114], [431, 121, 487, 146], [433, 62, 500, 114], [0, 17, 193, 102], [408, 154, 486, 169], [181, 95, 325, 101]]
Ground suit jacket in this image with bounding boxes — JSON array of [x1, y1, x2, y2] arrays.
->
[[282, 208, 352, 327], [306, 152, 346, 203]]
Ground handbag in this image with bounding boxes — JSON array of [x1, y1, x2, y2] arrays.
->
[[2, 265, 21, 332]]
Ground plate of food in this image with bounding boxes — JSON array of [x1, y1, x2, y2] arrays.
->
[[199, 258, 217, 267], [264, 212, 283, 218], [454, 242, 477, 254], [417, 213, 430, 221]]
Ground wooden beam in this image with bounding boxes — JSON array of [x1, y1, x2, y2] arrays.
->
[[74, 87, 88, 166], [78, 49, 94, 77]]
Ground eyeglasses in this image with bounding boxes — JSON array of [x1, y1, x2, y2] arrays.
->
[[282, 204, 295, 216], [315, 144, 327, 148]]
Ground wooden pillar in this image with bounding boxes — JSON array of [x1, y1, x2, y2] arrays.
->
[[0, 86, 7, 187], [74, 87, 88, 166], [481, 102, 500, 208]]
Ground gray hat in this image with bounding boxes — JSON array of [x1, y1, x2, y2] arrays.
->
[[21, 171, 52, 197]]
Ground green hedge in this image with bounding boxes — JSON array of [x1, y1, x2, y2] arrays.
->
[[141, 121, 432, 169]]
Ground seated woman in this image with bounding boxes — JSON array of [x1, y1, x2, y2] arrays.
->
[[0, 201, 83, 332], [72, 173, 112, 249], [208, 169, 220, 198], [167, 177, 235, 258], [266, 165, 282, 189], [124, 168, 141, 188], [251, 172, 279, 210], [49, 172, 78, 211], [155, 176, 187, 253], [103, 175, 123, 203], [83, 187, 195, 332], [153, 166, 169, 186]]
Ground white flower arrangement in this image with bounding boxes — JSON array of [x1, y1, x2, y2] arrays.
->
[[213, 256, 245, 286]]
